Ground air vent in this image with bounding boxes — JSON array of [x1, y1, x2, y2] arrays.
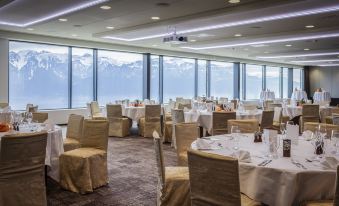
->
[[0, 0, 15, 8], [156, 2, 170, 7]]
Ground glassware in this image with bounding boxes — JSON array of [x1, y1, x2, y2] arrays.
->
[[231, 126, 240, 150], [26, 112, 33, 125], [331, 130, 339, 155], [280, 123, 286, 137]]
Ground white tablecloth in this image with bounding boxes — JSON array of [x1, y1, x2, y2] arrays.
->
[[0, 125, 64, 181], [314, 92, 331, 103], [283, 105, 330, 119], [260, 91, 275, 100], [291, 90, 308, 101], [184, 110, 262, 134], [191, 134, 336, 206], [122, 106, 145, 121]]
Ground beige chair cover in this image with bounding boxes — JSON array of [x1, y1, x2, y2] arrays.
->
[[139, 105, 161, 138], [28, 105, 38, 113], [273, 107, 283, 127], [175, 123, 199, 166], [300, 104, 320, 131], [243, 105, 257, 111], [162, 107, 173, 143], [64, 114, 84, 152], [153, 131, 190, 206], [260, 110, 274, 131], [333, 115, 339, 126], [0, 132, 48, 206], [90, 101, 104, 119], [177, 103, 192, 110], [263, 100, 274, 109], [60, 119, 109, 194], [171, 109, 185, 148], [32, 112, 48, 123], [212, 111, 236, 135], [303, 122, 339, 137], [107, 104, 130, 137], [228, 119, 259, 133], [320, 108, 332, 123], [187, 149, 261, 206], [0, 112, 11, 123], [0, 103, 8, 109]]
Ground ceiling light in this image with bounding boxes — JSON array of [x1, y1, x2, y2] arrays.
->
[[151, 16, 160, 20], [26, 28, 34, 31], [104, 5, 339, 42], [58, 18, 68, 22], [285, 44, 292, 47], [264, 51, 269, 54], [190, 39, 197, 42], [257, 52, 339, 59], [229, 0, 240, 3], [100, 5, 111, 10], [234, 34, 242, 37], [304, 48, 310, 51], [318, 64, 339, 67], [152, 44, 158, 47], [106, 26, 114, 29], [305, 25, 315, 28], [71, 34, 78, 37], [291, 59, 339, 63]]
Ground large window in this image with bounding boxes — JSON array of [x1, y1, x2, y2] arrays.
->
[[97, 50, 143, 104], [71, 48, 94, 108], [197, 60, 207, 97], [266, 66, 281, 98], [246, 64, 262, 99], [150, 55, 160, 102], [163, 57, 195, 102], [293, 68, 302, 90], [210, 61, 233, 98], [282, 68, 289, 98], [9, 41, 69, 110]]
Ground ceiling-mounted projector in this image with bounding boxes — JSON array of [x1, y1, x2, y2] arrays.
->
[[163, 26, 188, 44]]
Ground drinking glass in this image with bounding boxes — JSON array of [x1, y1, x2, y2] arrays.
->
[[331, 130, 339, 155], [26, 112, 33, 125], [231, 126, 240, 150], [280, 123, 286, 137]]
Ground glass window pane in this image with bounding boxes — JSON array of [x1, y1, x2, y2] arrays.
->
[[163, 57, 195, 102], [97, 50, 143, 105], [282, 68, 289, 98], [9, 41, 69, 110], [293, 68, 301, 90], [150, 55, 160, 102], [197, 60, 207, 97], [72, 48, 93, 108], [240, 64, 244, 100], [210, 61, 233, 99], [266, 66, 281, 98], [246, 64, 262, 100]]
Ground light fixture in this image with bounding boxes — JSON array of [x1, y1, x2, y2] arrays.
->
[[100, 5, 111, 10], [103, 4, 339, 42], [257, 52, 339, 59], [291, 59, 339, 63], [264, 51, 269, 54], [58, 18, 68, 22], [152, 44, 158, 47], [190, 39, 197, 42], [71, 34, 78, 37], [304, 48, 310, 51], [234, 33, 242, 37], [229, 0, 240, 4], [285, 44, 292, 47], [151, 16, 160, 20], [305, 25, 315, 28], [26, 28, 34, 31], [318, 64, 339, 67], [106, 26, 114, 29]]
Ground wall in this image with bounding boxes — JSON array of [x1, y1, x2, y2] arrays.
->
[[0, 38, 8, 103], [309, 66, 339, 98]]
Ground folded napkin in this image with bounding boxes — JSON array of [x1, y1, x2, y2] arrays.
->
[[302, 130, 313, 141], [321, 157, 339, 170], [195, 139, 212, 150], [231, 150, 252, 163]]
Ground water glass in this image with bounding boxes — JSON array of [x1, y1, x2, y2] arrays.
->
[[231, 126, 240, 150], [332, 130, 339, 155]]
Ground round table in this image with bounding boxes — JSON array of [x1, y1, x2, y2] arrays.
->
[[291, 90, 308, 101], [122, 106, 145, 121], [314, 92, 331, 103], [260, 91, 275, 100], [191, 134, 336, 206]]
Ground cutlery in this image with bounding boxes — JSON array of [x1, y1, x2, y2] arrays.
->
[[263, 160, 272, 166], [292, 160, 307, 169], [258, 159, 269, 166]]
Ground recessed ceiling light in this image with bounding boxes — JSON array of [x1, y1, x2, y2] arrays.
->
[[190, 39, 197, 42], [304, 48, 310, 51], [318, 64, 339, 67], [26, 28, 34, 31], [305, 25, 315, 28], [100, 5, 111, 10], [257, 52, 339, 59], [234, 33, 242, 37], [229, 0, 240, 3], [106, 26, 114, 29], [58, 18, 68, 22], [151, 16, 160, 20], [152, 44, 158, 47], [72, 34, 78, 37], [264, 51, 269, 54], [285, 44, 292, 47]]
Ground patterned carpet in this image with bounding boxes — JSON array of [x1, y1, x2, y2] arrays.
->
[[47, 129, 177, 206]]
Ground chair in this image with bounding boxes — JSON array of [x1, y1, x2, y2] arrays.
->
[[0, 132, 48, 206], [90, 101, 104, 119], [138, 105, 161, 138], [0, 112, 11, 123], [28, 105, 38, 113], [272, 107, 283, 128], [219, 97, 228, 103], [153, 131, 190, 206], [187, 149, 261, 206], [162, 107, 173, 143], [26, 103, 34, 112], [320, 108, 332, 123], [243, 105, 257, 111], [263, 100, 274, 109], [267, 103, 282, 111], [0, 103, 8, 109], [212, 111, 236, 135], [32, 112, 48, 123], [178, 103, 192, 110], [171, 109, 185, 148], [107, 104, 130, 137], [333, 114, 339, 126], [260, 110, 274, 131], [63, 114, 84, 152], [300, 104, 320, 132], [228, 119, 259, 133], [60, 119, 109, 194], [175, 123, 199, 166], [303, 122, 339, 137]]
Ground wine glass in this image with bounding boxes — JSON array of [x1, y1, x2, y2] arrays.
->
[[26, 112, 33, 125], [231, 126, 240, 150], [280, 123, 286, 136], [332, 130, 339, 155]]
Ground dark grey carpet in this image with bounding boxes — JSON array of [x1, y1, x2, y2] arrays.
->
[[47, 132, 177, 206]]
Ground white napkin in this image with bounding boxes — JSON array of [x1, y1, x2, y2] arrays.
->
[[195, 139, 212, 150], [302, 130, 313, 141], [231, 150, 252, 163], [321, 157, 339, 170]]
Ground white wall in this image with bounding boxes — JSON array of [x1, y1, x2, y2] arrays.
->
[[0, 38, 8, 103], [309, 66, 339, 98]]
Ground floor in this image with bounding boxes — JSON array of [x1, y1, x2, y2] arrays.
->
[[47, 127, 177, 206]]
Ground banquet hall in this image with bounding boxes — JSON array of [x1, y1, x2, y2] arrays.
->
[[1, 0, 339, 205]]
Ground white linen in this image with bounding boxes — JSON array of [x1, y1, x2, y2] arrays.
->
[[314, 91, 331, 103], [283, 105, 330, 119], [260, 91, 275, 100], [122, 106, 145, 121], [322, 157, 339, 170], [231, 150, 251, 163], [291, 90, 308, 101], [191, 134, 337, 206]]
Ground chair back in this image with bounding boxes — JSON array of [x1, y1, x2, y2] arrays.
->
[[171, 109, 185, 124], [302, 104, 319, 117], [212, 112, 236, 135], [81, 119, 109, 151], [0, 103, 8, 109], [333, 114, 339, 126], [273, 107, 283, 123], [178, 103, 192, 110], [90, 101, 101, 115], [106, 104, 123, 118], [231, 99, 238, 109], [153, 131, 165, 187], [145, 105, 161, 122], [267, 103, 282, 110], [175, 123, 199, 165], [28, 106, 38, 113], [26, 103, 34, 112], [320, 108, 332, 123], [219, 97, 228, 103], [32, 112, 48, 123], [187, 149, 241, 206], [304, 122, 339, 136], [66, 114, 84, 140], [228, 119, 259, 133], [243, 104, 257, 111], [261, 110, 274, 131], [0, 112, 11, 123]]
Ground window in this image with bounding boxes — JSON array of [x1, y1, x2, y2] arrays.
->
[[210, 61, 233, 98], [9, 41, 69, 110], [293, 68, 302, 90], [197, 60, 207, 97], [240, 64, 245, 100], [71, 48, 94, 108], [266, 66, 281, 98], [150, 55, 160, 102], [282, 68, 289, 98], [163, 57, 195, 102], [245, 64, 263, 99], [97, 50, 143, 105]]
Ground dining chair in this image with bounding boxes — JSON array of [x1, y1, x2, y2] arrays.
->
[[300, 104, 320, 132], [28, 105, 38, 113], [243, 104, 257, 111], [171, 109, 185, 148], [212, 111, 236, 135], [0, 132, 48, 206], [153, 131, 190, 206], [90, 101, 104, 119], [228, 119, 259, 133], [138, 105, 161, 138], [0, 102, 8, 109], [272, 107, 283, 129], [187, 149, 261, 206], [32, 112, 48, 123], [320, 108, 332, 123], [63, 114, 84, 152], [0, 112, 11, 123], [260, 110, 274, 131], [178, 103, 192, 110], [303, 122, 339, 137], [60, 119, 109, 194], [106, 104, 130, 137], [175, 122, 199, 166], [162, 107, 173, 143]]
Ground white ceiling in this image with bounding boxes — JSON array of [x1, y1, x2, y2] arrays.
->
[[0, 0, 339, 66]]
